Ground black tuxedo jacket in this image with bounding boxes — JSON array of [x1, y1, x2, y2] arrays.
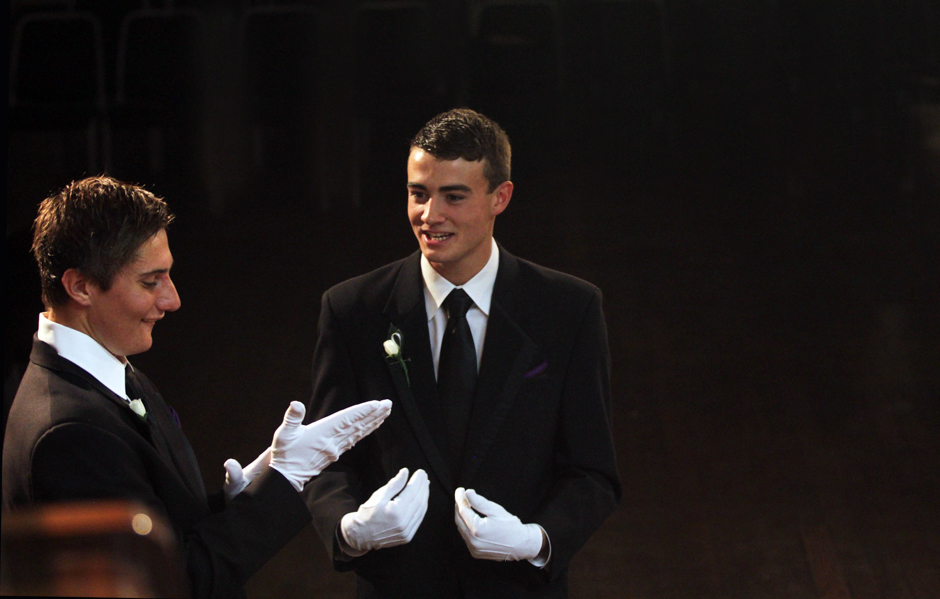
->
[[304, 245, 621, 598], [2, 339, 312, 599]]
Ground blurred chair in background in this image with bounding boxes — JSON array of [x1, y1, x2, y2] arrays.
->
[[1, 500, 187, 598], [109, 6, 207, 191], [239, 4, 321, 209], [8, 9, 106, 233], [466, 0, 563, 158], [351, 1, 448, 208], [578, 0, 671, 182]]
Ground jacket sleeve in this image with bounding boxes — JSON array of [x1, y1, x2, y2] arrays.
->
[[302, 290, 375, 570], [530, 287, 622, 580]]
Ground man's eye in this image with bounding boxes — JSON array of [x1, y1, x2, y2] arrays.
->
[[447, 195, 465, 202], [142, 281, 157, 289]]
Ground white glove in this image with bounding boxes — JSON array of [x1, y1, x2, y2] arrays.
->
[[223, 446, 272, 502], [340, 468, 430, 556], [269, 399, 392, 491], [454, 488, 545, 562]]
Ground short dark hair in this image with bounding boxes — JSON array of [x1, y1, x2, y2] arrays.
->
[[31, 176, 175, 308], [410, 108, 511, 192]]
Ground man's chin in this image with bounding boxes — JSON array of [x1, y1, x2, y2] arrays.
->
[[124, 337, 154, 358]]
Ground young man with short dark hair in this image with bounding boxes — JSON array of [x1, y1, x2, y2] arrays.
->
[[3, 176, 392, 598], [304, 109, 621, 598]]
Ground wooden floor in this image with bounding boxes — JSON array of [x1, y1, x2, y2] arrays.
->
[[5, 111, 938, 599]]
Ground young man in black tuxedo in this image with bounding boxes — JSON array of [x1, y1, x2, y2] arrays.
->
[[304, 109, 622, 598], [2, 176, 392, 598]]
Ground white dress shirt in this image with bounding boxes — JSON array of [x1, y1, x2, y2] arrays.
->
[[420, 240, 552, 567], [421, 238, 499, 379], [37, 313, 135, 401]]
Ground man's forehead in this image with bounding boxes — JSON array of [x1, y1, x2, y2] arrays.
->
[[410, 147, 485, 167], [408, 148, 487, 182], [128, 230, 173, 272]]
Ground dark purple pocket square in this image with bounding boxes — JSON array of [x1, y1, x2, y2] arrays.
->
[[524, 361, 548, 379], [168, 405, 181, 428]]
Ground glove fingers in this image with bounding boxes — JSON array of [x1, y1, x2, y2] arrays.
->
[[282, 401, 306, 426], [394, 474, 430, 531], [409, 468, 429, 486], [322, 399, 392, 432], [465, 489, 511, 518], [296, 402, 393, 476], [309, 400, 392, 457], [223, 458, 247, 502], [336, 403, 391, 441], [454, 488, 476, 520], [395, 469, 429, 503], [455, 495, 482, 532], [224, 458, 244, 483], [454, 501, 476, 544], [341, 411, 387, 446], [364, 467, 409, 507], [404, 488, 430, 538], [384, 495, 428, 546], [370, 488, 428, 547]]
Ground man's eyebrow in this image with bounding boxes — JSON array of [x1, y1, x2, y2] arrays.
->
[[137, 267, 171, 277], [407, 183, 473, 192]]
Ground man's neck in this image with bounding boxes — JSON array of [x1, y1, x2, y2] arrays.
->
[[45, 306, 126, 363], [427, 240, 494, 287]]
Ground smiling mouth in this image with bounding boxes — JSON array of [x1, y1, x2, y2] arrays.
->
[[424, 232, 453, 242]]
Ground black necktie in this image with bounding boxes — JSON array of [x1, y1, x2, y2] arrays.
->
[[124, 366, 144, 407], [438, 288, 477, 472], [125, 366, 171, 458]]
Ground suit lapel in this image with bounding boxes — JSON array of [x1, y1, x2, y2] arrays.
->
[[462, 247, 542, 484], [31, 339, 207, 502], [32, 340, 153, 440], [383, 253, 456, 490], [132, 370, 208, 502]]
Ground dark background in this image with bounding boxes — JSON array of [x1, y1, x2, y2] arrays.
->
[[6, 0, 939, 597]]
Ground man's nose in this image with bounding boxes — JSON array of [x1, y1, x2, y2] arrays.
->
[[422, 197, 444, 224], [158, 277, 181, 312]]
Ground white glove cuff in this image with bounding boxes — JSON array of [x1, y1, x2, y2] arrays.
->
[[513, 523, 542, 562], [526, 524, 551, 567]]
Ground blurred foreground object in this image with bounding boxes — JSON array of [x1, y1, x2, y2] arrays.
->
[[1, 500, 187, 598]]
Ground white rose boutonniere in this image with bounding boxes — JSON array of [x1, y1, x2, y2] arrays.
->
[[384, 327, 410, 386], [128, 398, 147, 419]]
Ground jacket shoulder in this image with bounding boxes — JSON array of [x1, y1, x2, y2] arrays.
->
[[511, 255, 602, 305], [320, 255, 413, 316], [3, 361, 126, 507]]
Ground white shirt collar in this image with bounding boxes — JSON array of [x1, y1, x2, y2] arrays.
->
[[37, 313, 132, 400], [421, 238, 499, 321]]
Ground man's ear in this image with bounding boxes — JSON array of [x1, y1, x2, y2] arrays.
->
[[491, 180, 513, 216], [60, 268, 94, 307]]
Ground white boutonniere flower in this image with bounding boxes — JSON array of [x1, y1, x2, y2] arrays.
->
[[383, 336, 400, 358], [128, 398, 147, 419], [384, 328, 410, 386]]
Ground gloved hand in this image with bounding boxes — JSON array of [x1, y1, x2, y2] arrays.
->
[[340, 468, 430, 556], [269, 399, 392, 491], [454, 488, 545, 562], [223, 446, 272, 502]]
